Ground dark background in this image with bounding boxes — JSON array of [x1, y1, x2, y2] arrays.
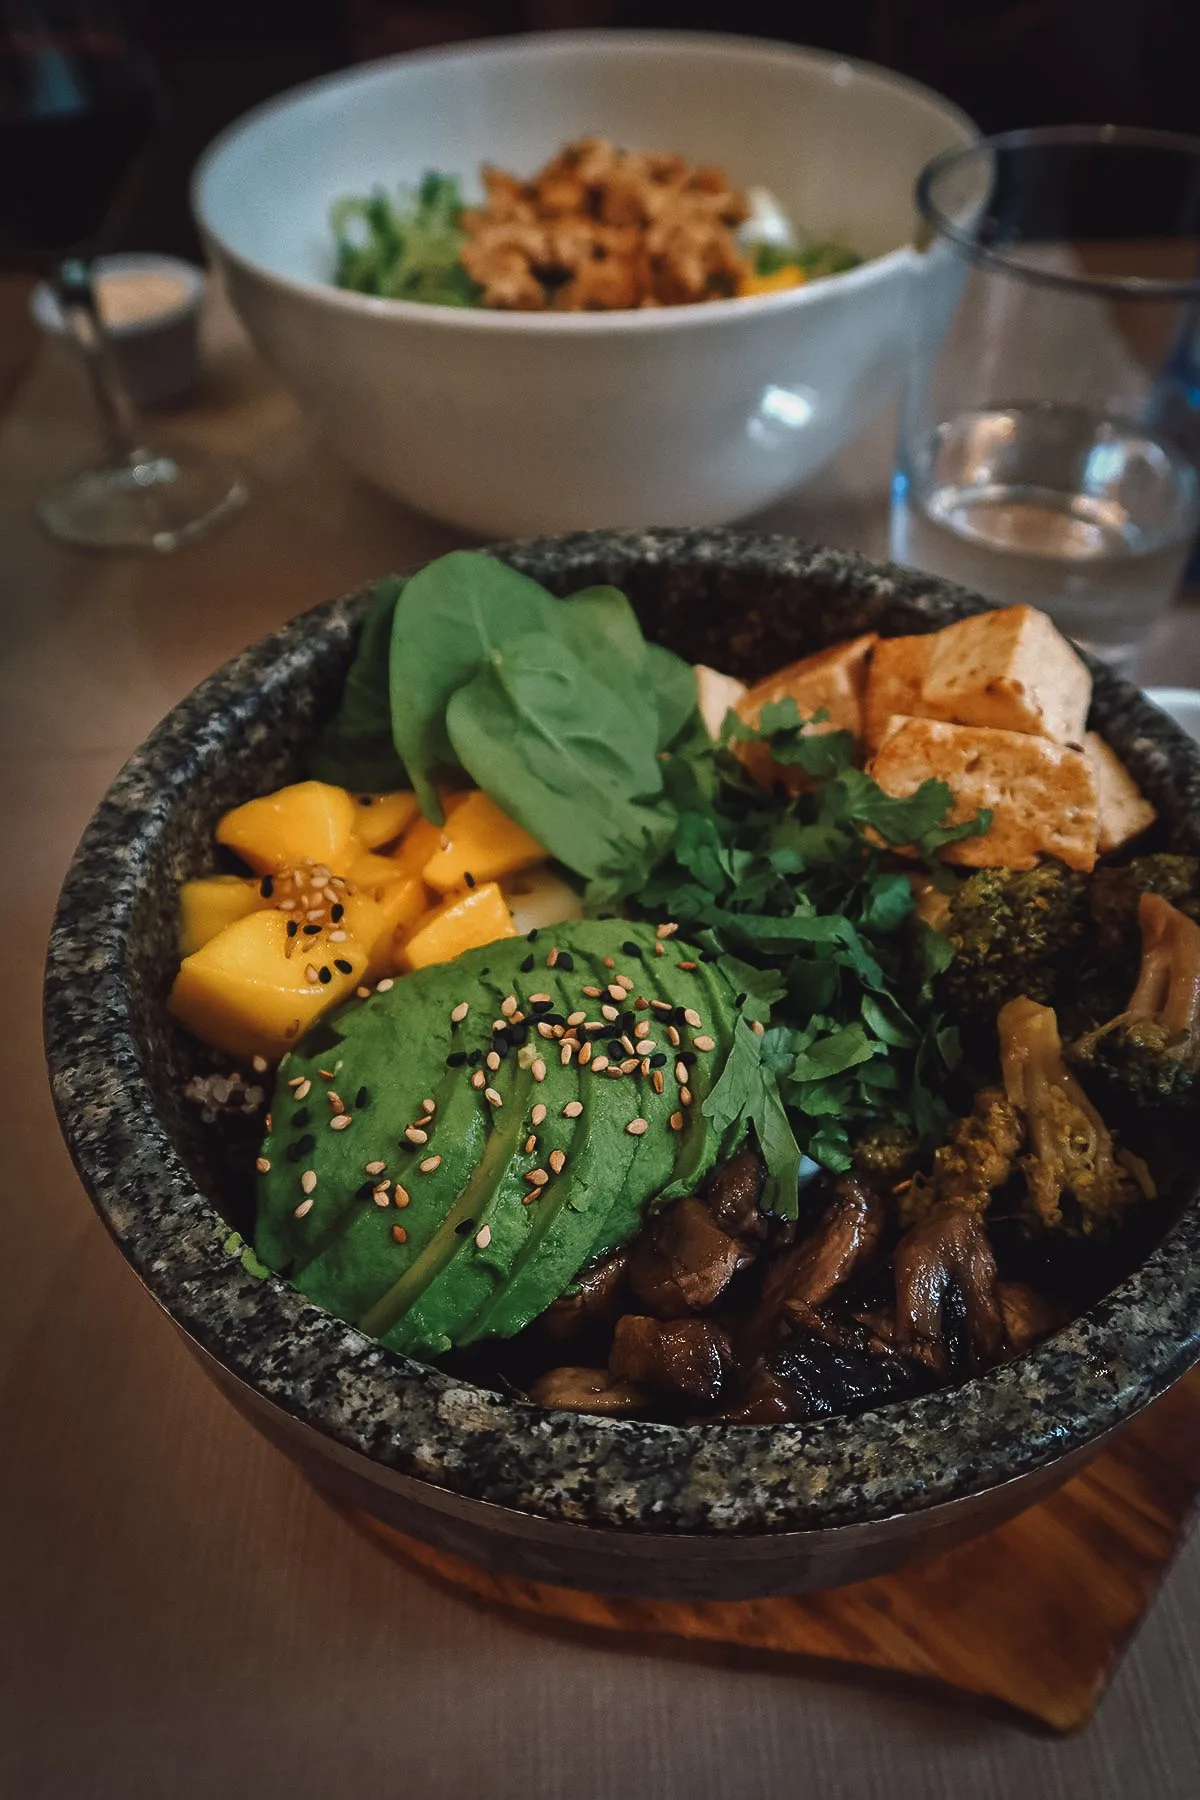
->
[[123, 0, 1199, 259]]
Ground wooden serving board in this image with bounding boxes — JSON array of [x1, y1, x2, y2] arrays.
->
[[353, 1368, 1200, 1733]]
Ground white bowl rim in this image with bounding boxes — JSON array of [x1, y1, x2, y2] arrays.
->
[[191, 28, 979, 338]]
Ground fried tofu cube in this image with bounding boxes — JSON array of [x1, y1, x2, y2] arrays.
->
[[864, 635, 934, 752], [694, 664, 748, 740], [734, 633, 877, 789], [867, 717, 1099, 870], [1084, 733, 1156, 854], [920, 605, 1091, 745]]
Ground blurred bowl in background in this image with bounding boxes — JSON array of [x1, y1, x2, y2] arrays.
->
[[192, 31, 976, 535], [32, 253, 206, 409]]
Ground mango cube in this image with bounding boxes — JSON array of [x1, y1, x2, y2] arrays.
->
[[421, 790, 546, 896], [347, 848, 412, 894], [168, 908, 367, 1062], [398, 881, 516, 971], [178, 874, 263, 958], [215, 781, 358, 875], [391, 814, 451, 882], [340, 877, 429, 979], [350, 790, 420, 850]]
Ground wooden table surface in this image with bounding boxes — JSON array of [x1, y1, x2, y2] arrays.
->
[[5, 281, 1200, 1800]]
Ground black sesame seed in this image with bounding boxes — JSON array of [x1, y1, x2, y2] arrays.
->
[[285, 1142, 303, 1163], [649, 1053, 667, 1068], [331, 902, 344, 923], [355, 1086, 370, 1108], [318, 966, 333, 985], [467, 1049, 483, 1066], [291, 1107, 310, 1128], [526, 929, 539, 942], [260, 876, 275, 898], [334, 958, 353, 974], [621, 940, 643, 959], [543, 1012, 566, 1028], [455, 1218, 476, 1236], [680, 1050, 698, 1067], [619, 1011, 636, 1032], [531, 997, 554, 1014], [446, 1051, 467, 1068], [356, 1180, 376, 1199], [303, 923, 321, 936], [734, 993, 747, 1009], [491, 1029, 510, 1053], [286, 920, 299, 938], [520, 954, 535, 973], [295, 1133, 315, 1155], [464, 871, 476, 888], [608, 1040, 624, 1059], [508, 1022, 529, 1048], [556, 952, 574, 972]]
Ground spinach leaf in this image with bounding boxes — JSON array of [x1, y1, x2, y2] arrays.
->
[[445, 633, 670, 879], [645, 643, 702, 748], [389, 552, 557, 819], [307, 576, 409, 792], [558, 586, 646, 670]]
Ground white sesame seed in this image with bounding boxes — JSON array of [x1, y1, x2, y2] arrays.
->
[[694, 1035, 717, 1053], [532, 1059, 547, 1083], [603, 956, 615, 969], [304, 964, 319, 985], [680, 1086, 693, 1106], [501, 994, 518, 1017], [471, 1070, 486, 1089], [676, 1060, 689, 1083], [546, 947, 560, 967], [601, 1004, 619, 1022], [582, 986, 601, 998], [559, 1043, 573, 1066], [667, 1025, 681, 1046], [294, 1196, 315, 1217], [294, 1078, 312, 1099], [626, 1117, 649, 1136], [637, 1041, 657, 1056], [525, 1134, 537, 1153], [329, 929, 348, 942], [548, 1149, 566, 1175], [475, 1224, 492, 1249], [620, 1035, 636, 1054], [620, 1058, 639, 1074], [525, 1168, 549, 1187], [414, 1114, 432, 1129], [300, 1170, 318, 1195], [752, 1019, 766, 1036], [654, 941, 665, 956], [486, 1051, 501, 1071], [419, 1155, 441, 1173], [255, 1156, 271, 1174], [563, 1100, 583, 1118], [634, 1021, 652, 1039], [684, 1008, 703, 1029], [578, 1043, 592, 1066], [670, 1111, 684, 1131], [530, 992, 552, 1006], [537, 1021, 555, 1039], [531, 1103, 547, 1126], [405, 1126, 428, 1145], [485, 1087, 504, 1108], [567, 1011, 586, 1027], [656, 921, 678, 939], [451, 1001, 469, 1023], [278, 898, 296, 911], [373, 1189, 391, 1208], [330, 1114, 352, 1131], [591, 1055, 610, 1073], [252, 1055, 269, 1074], [652, 1070, 665, 1094], [607, 984, 625, 1002], [422, 1097, 436, 1114], [356, 986, 371, 999], [287, 1074, 306, 1088], [376, 977, 395, 993], [651, 1000, 672, 1014], [394, 1185, 410, 1208], [365, 1160, 386, 1176]]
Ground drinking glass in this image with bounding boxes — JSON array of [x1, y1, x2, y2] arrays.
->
[[891, 126, 1200, 671], [0, 0, 246, 550]]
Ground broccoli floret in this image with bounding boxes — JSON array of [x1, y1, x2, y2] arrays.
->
[[1072, 892, 1200, 1118], [999, 996, 1152, 1235], [1088, 854, 1200, 974], [898, 1088, 1022, 1227], [851, 1120, 920, 1184], [938, 864, 1088, 1021]]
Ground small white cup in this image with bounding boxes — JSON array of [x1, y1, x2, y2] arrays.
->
[[32, 253, 206, 408]]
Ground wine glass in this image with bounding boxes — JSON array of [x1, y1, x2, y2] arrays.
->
[[0, 0, 246, 551]]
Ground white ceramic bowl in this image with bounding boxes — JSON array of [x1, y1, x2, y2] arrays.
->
[[193, 31, 976, 535]]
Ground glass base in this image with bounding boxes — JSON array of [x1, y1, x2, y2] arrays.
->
[[37, 447, 247, 552]]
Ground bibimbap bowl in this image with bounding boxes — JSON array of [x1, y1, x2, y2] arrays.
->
[[44, 531, 1200, 1601]]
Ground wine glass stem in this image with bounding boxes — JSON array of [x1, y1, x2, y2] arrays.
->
[[54, 258, 146, 464]]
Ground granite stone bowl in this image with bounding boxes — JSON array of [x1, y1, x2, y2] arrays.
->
[[44, 530, 1200, 1602]]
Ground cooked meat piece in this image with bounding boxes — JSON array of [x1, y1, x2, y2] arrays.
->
[[527, 1366, 648, 1415], [705, 1150, 765, 1236], [718, 1365, 803, 1423], [998, 1281, 1064, 1353], [893, 1206, 1008, 1376], [609, 1315, 732, 1402], [742, 1176, 885, 1362], [762, 1334, 930, 1423], [539, 1250, 628, 1341], [626, 1197, 755, 1319]]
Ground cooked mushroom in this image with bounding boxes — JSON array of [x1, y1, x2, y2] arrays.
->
[[626, 1197, 755, 1319], [764, 1333, 930, 1423], [539, 1249, 629, 1341], [526, 1366, 648, 1415], [741, 1176, 885, 1360], [893, 1206, 1008, 1376], [705, 1150, 766, 1236], [998, 1280, 1064, 1353], [609, 1315, 732, 1402]]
